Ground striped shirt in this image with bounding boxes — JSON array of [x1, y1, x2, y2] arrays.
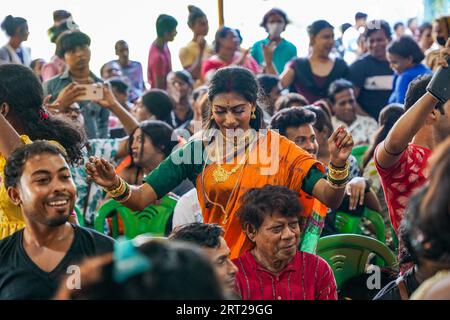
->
[[233, 251, 337, 300]]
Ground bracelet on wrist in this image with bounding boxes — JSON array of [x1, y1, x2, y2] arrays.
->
[[327, 175, 349, 186]]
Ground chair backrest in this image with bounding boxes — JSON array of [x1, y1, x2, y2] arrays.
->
[[317, 234, 397, 289], [94, 199, 138, 238], [351, 144, 369, 168], [335, 208, 386, 244], [73, 206, 85, 227], [134, 194, 178, 236], [94, 194, 179, 239]]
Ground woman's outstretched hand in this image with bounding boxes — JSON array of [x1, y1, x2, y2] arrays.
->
[[328, 125, 354, 167], [85, 156, 118, 190]]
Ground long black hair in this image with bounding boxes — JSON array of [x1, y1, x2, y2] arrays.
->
[[0, 64, 85, 165], [206, 67, 265, 131], [128, 120, 178, 161]]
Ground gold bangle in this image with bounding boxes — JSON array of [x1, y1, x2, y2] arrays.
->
[[115, 188, 132, 203], [328, 161, 350, 175], [104, 177, 126, 198], [327, 179, 347, 189], [328, 170, 350, 182]]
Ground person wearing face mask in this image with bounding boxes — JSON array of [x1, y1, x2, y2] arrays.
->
[[0, 15, 31, 67], [251, 8, 297, 75], [425, 16, 449, 72]]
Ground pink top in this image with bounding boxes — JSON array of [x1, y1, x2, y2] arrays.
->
[[147, 41, 172, 89], [41, 55, 65, 82], [375, 143, 431, 232], [233, 250, 337, 300], [201, 52, 261, 81]]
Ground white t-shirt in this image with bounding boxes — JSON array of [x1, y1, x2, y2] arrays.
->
[[172, 188, 203, 228]]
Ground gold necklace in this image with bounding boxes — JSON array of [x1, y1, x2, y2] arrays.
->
[[201, 136, 255, 224], [212, 163, 243, 184], [211, 130, 255, 184]]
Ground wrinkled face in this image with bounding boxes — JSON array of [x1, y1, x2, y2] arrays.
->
[[9, 153, 76, 227], [192, 16, 209, 36], [387, 52, 413, 74], [115, 42, 129, 60], [131, 128, 159, 168], [311, 28, 335, 55], [333, 88, 357, 124], [132, 98, 153, 122], [64, 45, 91, 72], [251, 213, 300, 264], [211, 92, 254, 135], [367, 29, 390, 60], [285, 124, 319, 158], [203, 237, 238, 296]]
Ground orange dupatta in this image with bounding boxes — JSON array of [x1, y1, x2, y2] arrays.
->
[[195, 131, 324, 259]]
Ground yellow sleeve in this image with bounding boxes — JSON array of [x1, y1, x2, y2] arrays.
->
[[0, 135, 31, 239]]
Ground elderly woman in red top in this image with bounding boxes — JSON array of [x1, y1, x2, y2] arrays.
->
[[233, 185, 337, 300]]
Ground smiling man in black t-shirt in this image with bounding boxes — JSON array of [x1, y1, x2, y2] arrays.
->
[[0, 141, 114, 299], [348, 20, 394, 120]]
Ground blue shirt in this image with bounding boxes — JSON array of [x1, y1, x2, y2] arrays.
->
[[251, 38, 297, 74], [389, 63, 432, 104], [43, 69, 110, 139], [115, 60, 145, 102]]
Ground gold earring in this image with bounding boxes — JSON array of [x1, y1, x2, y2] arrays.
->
[[211, 114, 215, 120], [251, 109, 256, 119]]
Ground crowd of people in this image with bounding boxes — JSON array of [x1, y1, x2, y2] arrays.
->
[[0, 6, 449, 300]]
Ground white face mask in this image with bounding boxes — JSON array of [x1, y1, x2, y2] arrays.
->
[[267, 22, 285, 37]]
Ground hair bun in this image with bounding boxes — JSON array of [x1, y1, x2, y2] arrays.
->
[[1, 15, 13, 29]]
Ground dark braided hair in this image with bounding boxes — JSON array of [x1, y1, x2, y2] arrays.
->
[[0, 64, 85, 165]]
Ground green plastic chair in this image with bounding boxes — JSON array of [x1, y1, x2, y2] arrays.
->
[[73, 206, 85, 227], [94, 194, 178, 239], [351, 144, 369, 168], [317, 234, 397, 289], [133, 194, 178, 237], [94, 200, 137, 239], [335, 208, 386, 244]]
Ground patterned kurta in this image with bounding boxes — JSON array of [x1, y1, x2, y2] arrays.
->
[[233, 251, 337, 300], [375, 143, 431, 232]]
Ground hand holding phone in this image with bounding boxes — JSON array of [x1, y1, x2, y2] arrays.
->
[[76, 83, 104, 101]]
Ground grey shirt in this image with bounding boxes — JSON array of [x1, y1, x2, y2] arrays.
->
[[43, 69, 110, 139]]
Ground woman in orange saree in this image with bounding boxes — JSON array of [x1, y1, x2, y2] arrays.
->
[[87, 67, 354, 259]]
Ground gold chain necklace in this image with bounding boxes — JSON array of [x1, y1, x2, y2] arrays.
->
[[211, 130, 255, 184], [201, 133, 256, 224]]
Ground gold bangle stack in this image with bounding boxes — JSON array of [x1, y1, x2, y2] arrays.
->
[[104, 177, 126, 197], [327, 161, 350, 187], [103, 176, 131, 202]]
